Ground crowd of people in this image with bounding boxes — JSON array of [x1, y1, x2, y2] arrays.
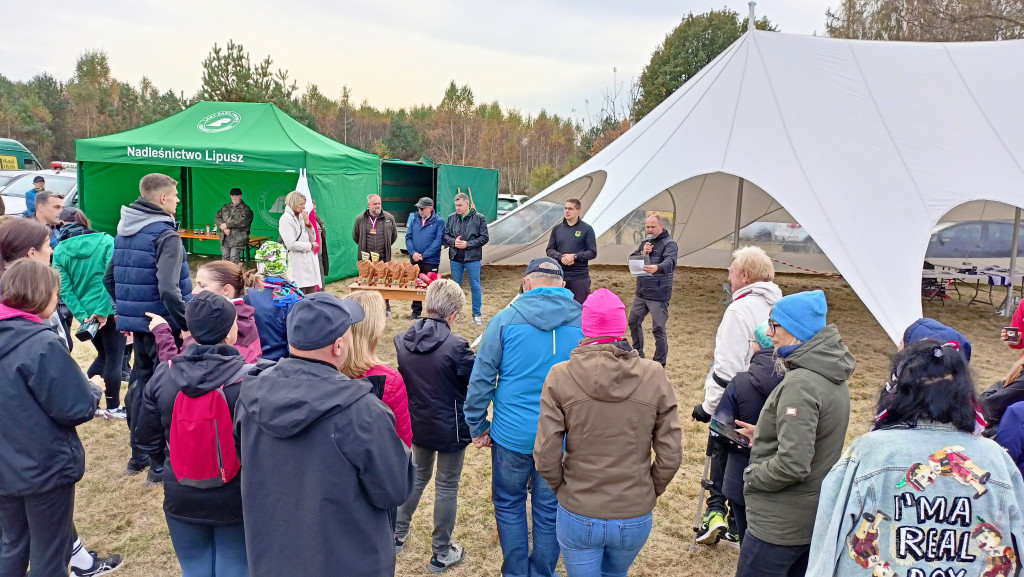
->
[[2, 172, 1024, 577]]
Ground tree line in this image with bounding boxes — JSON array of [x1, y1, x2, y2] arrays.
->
[[2, 3, 1018, 193]]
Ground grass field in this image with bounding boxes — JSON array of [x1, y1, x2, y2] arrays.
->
[[69, 265, 1021, 576]]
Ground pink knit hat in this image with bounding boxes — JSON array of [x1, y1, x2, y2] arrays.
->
[[582, 288, 627, 338]]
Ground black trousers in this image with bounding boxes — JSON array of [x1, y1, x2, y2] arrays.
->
[[735, 534, 809, 577], [563, 277, 591, 305], [127, 331, 160, 463], [705, 437, 729, 516], [411, 262, 440, 316], [0, 484, 75, 577], [86, 316, 126, 410]]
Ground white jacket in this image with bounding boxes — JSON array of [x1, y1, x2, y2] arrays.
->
[[279, 211, 323, 289], [701, 281, 782, 415]]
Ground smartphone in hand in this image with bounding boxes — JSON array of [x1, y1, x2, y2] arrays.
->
[[1004, 326, 1021, 345]]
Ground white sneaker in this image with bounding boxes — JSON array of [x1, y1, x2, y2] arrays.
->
[[473, 316, 482, 325], [107, 407, 128, 420], [94, 409, 111, 420]]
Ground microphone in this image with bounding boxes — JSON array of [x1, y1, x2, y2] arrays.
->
[[645, 234, 653, 243]]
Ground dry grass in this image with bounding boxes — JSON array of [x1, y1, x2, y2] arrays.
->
[[70, 266, 1020, 577]]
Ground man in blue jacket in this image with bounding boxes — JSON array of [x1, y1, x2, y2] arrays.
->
[[465, 257, 583, 577], [406, 196, 445, 319]]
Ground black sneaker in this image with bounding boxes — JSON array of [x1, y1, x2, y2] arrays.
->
[[123, 456, 149, 476], [71, 552, 123, 577], [145, 465, 163, 486], [721, 531, 741, 547], [428, 543, 464, 573], [394, 536, 406, 553]]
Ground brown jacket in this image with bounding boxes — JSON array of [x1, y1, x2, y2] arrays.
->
[[534, 339, 682, 520], [352, 210, 398, 262]]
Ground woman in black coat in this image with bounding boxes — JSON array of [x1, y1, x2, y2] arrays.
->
[[0, 259, 99, 577]]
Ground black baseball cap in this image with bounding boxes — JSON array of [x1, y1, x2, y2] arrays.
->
[[415, 197, 434, 208], [229, 188, 243, 196], [287, 292, 366, 350], [524, 257, 563, 277], [33, 176, 45, 183]]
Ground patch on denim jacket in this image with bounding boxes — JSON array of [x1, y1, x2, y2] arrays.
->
[[897, 446, 991, 499]]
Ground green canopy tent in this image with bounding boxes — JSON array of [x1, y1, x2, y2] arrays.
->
[[381, 157, 499, 226], [75, 101, 380, 282]]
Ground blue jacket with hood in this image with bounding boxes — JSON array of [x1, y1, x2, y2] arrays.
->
[[465, 286, 583, 453], [405, 211, 445, 264]]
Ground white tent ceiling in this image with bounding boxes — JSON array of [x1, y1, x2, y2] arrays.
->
[[486, 31, 1024, 343]]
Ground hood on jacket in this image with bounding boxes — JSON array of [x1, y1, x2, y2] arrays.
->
[[902, 318, 972, 362], [509, 286, 582, 332], [734, 281, 783, 305], [566, 341, 644, 402], [55, 223, 94, 244], [171, 343, 245, 398], [399, 317, 451, 354], [240, 357, 372, 439], [0, 304, 43, 324], [117, 200, 175, 237], [784, 324, 855, 385], [55, 229, 106, 259], [747, 347, 781, 397]]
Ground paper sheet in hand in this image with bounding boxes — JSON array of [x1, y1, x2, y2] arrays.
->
[[629, 257, 651, 277]]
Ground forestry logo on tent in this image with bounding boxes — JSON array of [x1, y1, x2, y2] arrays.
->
[[197, 111, 241, 133], [258, 188, 288, 225]]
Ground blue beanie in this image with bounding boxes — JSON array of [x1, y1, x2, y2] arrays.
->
[[770, 290, 827, 342], [902, 318, 972, 362]]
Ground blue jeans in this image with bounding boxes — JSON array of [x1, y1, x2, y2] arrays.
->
[[166, 517, 249, 577], [556, 506, 652, 577], [450, 260, 482, 317], [491, 442, 560, 577]]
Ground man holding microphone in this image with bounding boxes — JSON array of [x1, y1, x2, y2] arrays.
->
[[627, 215, 678, 366]]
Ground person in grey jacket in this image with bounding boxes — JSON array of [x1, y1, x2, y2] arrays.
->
[[627, 215, 677, 366], [734, 290, 854, 577], [235, 292, 414, 577], [808, 339, 1024, 577]]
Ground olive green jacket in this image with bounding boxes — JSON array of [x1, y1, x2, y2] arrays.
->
[[743, 324, 855, 546]]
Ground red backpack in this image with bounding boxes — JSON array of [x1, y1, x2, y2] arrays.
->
[[168, 362, 252, 488]]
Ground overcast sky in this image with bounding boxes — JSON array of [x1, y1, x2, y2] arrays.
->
[[3, 0, 833, 119]]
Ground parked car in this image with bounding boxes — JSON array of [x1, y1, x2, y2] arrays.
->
[[738, 222, 774, 242], [927, 220, 1024, 258], [497, 194, 529, 217], [0, 164, 78, 215]]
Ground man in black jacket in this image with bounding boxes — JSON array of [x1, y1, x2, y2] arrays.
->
[[546, 198, 597, 304], [393, 278, 476, 571], [443, 192, 489, 324], [235, 292, 415, 577], [627, 215, 678, 366]]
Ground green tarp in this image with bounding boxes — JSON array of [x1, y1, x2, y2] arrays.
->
[[380, 159, 499, 226], [76, 102, 380, 282]]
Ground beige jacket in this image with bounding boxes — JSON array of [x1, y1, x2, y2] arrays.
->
[[279, 210, 322, 288], [534, 339, 682, 520]]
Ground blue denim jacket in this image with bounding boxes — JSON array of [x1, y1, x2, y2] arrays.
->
[[808, 422, 1024, 577]]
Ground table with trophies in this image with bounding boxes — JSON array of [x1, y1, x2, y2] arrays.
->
[[349, 261, 428, 302]]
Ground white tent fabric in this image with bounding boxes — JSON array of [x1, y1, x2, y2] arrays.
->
[[486, 31, 1024, 343]]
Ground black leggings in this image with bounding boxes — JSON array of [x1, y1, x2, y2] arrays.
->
[[86, 316, 126, 410]]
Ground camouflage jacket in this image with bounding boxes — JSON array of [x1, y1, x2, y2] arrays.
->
[[215, 202, 254, 248]]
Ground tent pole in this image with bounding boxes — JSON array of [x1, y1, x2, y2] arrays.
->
[[748, 2, 757, 31], [732, 178, 745, 252], [1004, 206, 1022, 316]]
